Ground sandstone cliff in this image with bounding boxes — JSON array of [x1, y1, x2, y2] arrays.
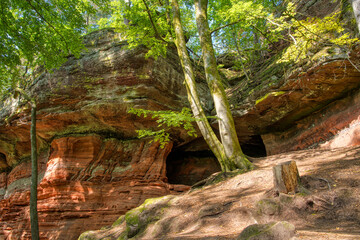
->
[[0, 29, 194, 240], [1, 1, 360, 237]]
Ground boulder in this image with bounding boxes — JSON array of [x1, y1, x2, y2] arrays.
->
[[237, 221, 296, 240]]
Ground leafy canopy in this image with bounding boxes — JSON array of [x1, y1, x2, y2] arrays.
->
[[0, 0, 109, 93]]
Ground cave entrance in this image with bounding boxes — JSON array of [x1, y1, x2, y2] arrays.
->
[[0, 152, 9, 171], [166, 135, 266, 186], [166, 150, 221, 186], [240, 135, 267, 158]]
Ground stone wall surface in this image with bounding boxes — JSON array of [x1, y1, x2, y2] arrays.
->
[[263, 88, 360, 155], [227, 43, 360, 155], [0, 29, 191, 239], [0, 135, 190, 239], [230, 46, 360, 144], [0, 28, 189, 169]]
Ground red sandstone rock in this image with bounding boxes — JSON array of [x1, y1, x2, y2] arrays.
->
[[0, 29, 189, 169], [0, 135, 187, 239], [263, 90, 360, 155], [0, 20, 360, 240], [0, 29, 193, 240]]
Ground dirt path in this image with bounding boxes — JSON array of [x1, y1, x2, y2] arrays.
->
[[81, 146, 360, 239]]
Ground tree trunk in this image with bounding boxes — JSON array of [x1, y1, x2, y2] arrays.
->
[[171, 0, 226, 165], [194, 0, 252, 171], [352, 0, 360, 33], [14, 88, 40, 239], [30, 100, 39, 240], [273, 161, 300, 194]]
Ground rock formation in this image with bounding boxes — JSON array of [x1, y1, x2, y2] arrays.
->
[[229, 45, 360, 155], [0, 29, 193, 239], [77, 145, 360, 239], [1, 1, 360, 237]]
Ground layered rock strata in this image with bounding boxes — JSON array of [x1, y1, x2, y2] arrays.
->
[[0, 29, 191, 239], [230, 46, 360, 155], [0, 136, 189, 239]]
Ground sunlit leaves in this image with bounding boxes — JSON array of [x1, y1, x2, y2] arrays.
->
[[278, 12, 359, 63], [0, 0, 108, 95], [97, 0, 173, 59], [209, 0, 284, 66], [128, 107, 198, 147]]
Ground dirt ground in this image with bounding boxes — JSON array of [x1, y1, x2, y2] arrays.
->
[[81, 145, 360, 239], [252, 146, 360, 239]]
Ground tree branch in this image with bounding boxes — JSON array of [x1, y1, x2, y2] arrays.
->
[[25, 0, 70, 53], [210, 20, 241, 35], [141, 0, 162, 40]]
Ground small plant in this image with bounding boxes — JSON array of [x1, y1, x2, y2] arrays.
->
[[128, 107, 198, 148]]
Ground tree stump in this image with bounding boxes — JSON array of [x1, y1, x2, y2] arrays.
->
[[273, 161, 300, 194]]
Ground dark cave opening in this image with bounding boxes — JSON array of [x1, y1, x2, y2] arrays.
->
[[166, 150, 221, 186], [240, 135, 267, 158], [0, 152, 10, 172], [0, 152, 6, 161], [166, 135, 266, 186]]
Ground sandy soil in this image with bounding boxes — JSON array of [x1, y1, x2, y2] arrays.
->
[[82, 145, 360, 239]]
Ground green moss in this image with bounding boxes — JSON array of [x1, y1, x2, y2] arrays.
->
[[51, 123, 116, 138], [112, 215, 125, 227], [255, 91, 285, 105], [125, 207, 142, 226], [78, 231, 97, 240], [256, 199, 280, 215], [112, 165, 131, 173], [122, 195, 174, 238], [116, 232, 128, 240]]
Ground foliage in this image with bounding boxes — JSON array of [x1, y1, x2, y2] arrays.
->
[[209, 0, 285, 68], [0, 0, 109, 94], [97, 0, 172, 59], [95, 0, 286, 62], [128, 107, 198, 148], [277, 12, 359, 64]]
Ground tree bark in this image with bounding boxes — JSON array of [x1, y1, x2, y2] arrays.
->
[[30, 100, 39, 240], [273, 161, 300, 194], [194, 0, 252, 171], [171, 0, 226, 166], [15, 88, 39, 239], [352, 0, 360, 33]]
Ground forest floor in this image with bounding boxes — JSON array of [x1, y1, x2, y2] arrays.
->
[[250, 145, 360, 239], [82, 145, 360, 239]]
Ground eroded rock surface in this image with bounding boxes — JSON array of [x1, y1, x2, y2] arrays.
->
[[0, 28, 189, 169], [0, 135, 191, 239], [229, 45, 360, 154], [1, 7, 360, 238], [0, 29, 192, 240]]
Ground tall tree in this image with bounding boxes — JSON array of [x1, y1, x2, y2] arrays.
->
[[173, 0, 252, 171], [172, 0, 229, 170], [0, 1, 108, 238], [193, 0, 251, 171], [103, 0, 253, 171], [13, 89, 39, 239]]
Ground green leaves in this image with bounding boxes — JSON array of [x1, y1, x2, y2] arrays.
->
[[0, 0, 109, 95], [278, 12, 359, 64], [97, 0, 173, 59], [128, 107, 198, 148]]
